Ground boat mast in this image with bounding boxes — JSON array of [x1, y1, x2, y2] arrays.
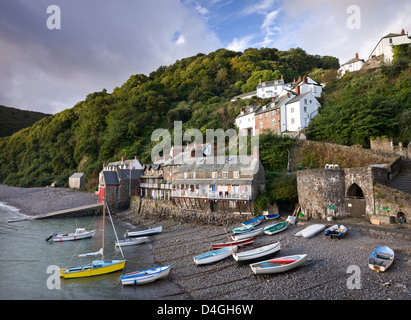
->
[[102, 199, 106, 260]]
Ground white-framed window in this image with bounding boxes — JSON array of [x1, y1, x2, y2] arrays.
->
[[222, 171, 228, 178], [212, 172, 217, 179], [190, 172, 195, 179], [291, 118, 295, 124], [272, 119, 276, 126], [259, 122, 263, 128], [234, 171, 240, 179], [184, 172, 188, 179], [291, 107, 295, 113], [272, 110, 275, 116]]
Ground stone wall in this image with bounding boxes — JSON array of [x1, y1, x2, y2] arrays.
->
[[373, 184, 411, 228], [370, 137, 411, 158], [130, 196, 253, 226]]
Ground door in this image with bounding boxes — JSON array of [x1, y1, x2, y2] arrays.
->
[[345, 197, 366, 218]]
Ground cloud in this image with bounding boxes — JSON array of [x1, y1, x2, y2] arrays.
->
[[226, 35, 255, 52], [0, 0, 222, 113]]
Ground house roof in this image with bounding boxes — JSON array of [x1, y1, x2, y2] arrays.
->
[[341, 57, 365, 66], [286, 92, 312, 105], [236, 105, 258, 119], [254, 93, 294, 115], [231, 90, 257, 100], [102, 171, 119, 185], [257, 79, 285, 88], [69, 173, 84, 178], [117, 169, 144, 180]]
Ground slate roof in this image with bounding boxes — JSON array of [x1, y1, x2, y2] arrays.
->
[[175, 156, 260, 174], [103, 171, 119, 185]]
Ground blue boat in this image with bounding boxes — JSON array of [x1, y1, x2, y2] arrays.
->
[[121, 265, 171, 285], [368, 246, 394, 272], [242, 215, 264, 226], [193, 246, 237, 265], [264, 213, 280, 220]]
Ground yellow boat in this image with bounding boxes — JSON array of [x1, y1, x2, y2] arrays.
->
[[60, 201, 126, 279], [60, 259, 125, 278]]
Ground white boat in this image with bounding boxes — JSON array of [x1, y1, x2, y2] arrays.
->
[[295, 224, 325, 238], [264, 221, 289, 235], [115, 236, 149, 247], [232, 224, 254, 234], [233, 241, 281, 262], [250, 254, 308, 274], [194, 246, 238, 265], [231, 227, 263, 241], [121, 265, 171, 285], [211, 237, 254, 250], [242, 215, 264, 226], [127, 226, 162, 237], [46, 228, 96, 242]]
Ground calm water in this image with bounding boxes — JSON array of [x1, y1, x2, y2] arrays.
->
[[0, 202, 181, 300]]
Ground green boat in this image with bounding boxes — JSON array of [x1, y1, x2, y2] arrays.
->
[[264, 221, 288, 236]]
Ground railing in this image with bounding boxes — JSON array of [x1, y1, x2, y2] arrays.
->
[[171, 190, 252, 200]]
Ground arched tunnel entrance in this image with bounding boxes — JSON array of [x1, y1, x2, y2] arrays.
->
[[345, 183, 366, 218]]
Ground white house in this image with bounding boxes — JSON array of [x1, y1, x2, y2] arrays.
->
[[235, 105, 257, 136], [338, 53, 365, 77], [368, 29, 411, 63], [293, 75, 322, 98], [281, 92, 320, 134], [256, 76, 291, 99]]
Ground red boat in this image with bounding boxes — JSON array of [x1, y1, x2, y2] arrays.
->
[[211, 237, 254, 250]]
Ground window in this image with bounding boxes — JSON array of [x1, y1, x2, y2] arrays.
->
[[222, 171, 228, 178], [272, 119, 276, 126], [265, 112, 268, 118], [190, 172, 195, 179], [304, 106, 307, 112], [272, 111, 275, 116], [259, 122, 263, 128], [304, 99, 307, 104], [291, 118, 295, 124], [259, 114, 262, 119], [183, 172, 188, 179], [291, 107, 295, 113], [212, 172, 217, 179], [234, 171, 240, 179]]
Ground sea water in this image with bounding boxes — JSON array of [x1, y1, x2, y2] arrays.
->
[[0, 202, 182, 300]]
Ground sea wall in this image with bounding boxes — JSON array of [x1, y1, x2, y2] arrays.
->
[[129, 196, 254, 226]]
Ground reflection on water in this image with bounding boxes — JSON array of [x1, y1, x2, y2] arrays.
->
[[0, 202, 183, 300]]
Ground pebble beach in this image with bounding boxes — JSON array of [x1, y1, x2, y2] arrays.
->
[[1, 185, 410, 300]]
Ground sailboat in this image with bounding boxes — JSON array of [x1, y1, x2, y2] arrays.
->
[[60, 201, 125, 279]]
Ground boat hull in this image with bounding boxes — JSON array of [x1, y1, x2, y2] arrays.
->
[[233, 241, 281, 262], [60, 260, 125, 278], [250, 254, 307, 274], [52, 230, 96, 242], [194, 246, 237, 265], [232, 228, 263, 241], [264, 222, 288, 235], [264, 214, 280, 220], [242, 216, 264, 226], [121, 266, 171, 285], [115, 237, 149, 247], [295, 224, 325, 238], [232, 224, 254, 234], [211, 237, 254, 250], [127, 226, 162, 237]]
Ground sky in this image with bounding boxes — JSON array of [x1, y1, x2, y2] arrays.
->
[[0, 0, 410, 114]]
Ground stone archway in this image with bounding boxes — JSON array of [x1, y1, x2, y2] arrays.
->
[[346, 183, 366, 218]]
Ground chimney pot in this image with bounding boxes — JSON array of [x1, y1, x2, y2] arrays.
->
[[355, 52, 359, 61], [401, 28, 405, 35]]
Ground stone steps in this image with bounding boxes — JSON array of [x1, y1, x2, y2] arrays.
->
[[388, 158, 411, 194]]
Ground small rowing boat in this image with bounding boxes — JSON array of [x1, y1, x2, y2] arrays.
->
[[264, 221, 288, 235], [115, 236, 149, 247], [233, 241, 281, 262], [194, 246, 238, 265], [368, 246, 394, 272], [264, 213, 280, 220], [250, 254, 307, 274], [211, 237, 254, 250], [231, 227, 263, 241], [232, 224, 254, 234], [242, 215, 264, 226], [127, 226, 162, 237], [121, 265, 171, 285], [46, 228, 96, 242]]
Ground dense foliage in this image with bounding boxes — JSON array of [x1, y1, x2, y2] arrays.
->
[[306, 44, 411, 147], [0, 47, 337, 189], [0, 105, 50, 137]]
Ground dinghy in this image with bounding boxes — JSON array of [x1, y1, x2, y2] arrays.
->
[[115, 236, 149, 247], [46, 228, 96, 242], [232, 224, 254, 234], [194, 246, 238, 265], [368, 246, 394, 272], [233, 241, 281, 262], [324, 224, 347, 239], [211, 237, 254, 250], [231, 227, 263, 241], [120, 265, 171, 285], [264, 213, 280, 220], [242, 215, 264, 226], [295, 224, 325, 238], [127, 226, 162, 237], [250, 254, 308, 274], [264, 221, 288, 235]]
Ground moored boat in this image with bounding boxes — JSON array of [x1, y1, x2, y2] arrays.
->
[[115, 236, 149, 247], [368, 246, 394, 272], [232, 224, 254, 234], [264, 221, 288, 235], [120, 265, 171, 285], [194, 246, 238, 265], [233, 241, 281, 262], [250, 254, 308, 274], [211, 237, 254, 250], [46, 228, 96, 242], [127, 226, 162, 237], [242, 215, 264, 226], [231, 227, 263, 241]]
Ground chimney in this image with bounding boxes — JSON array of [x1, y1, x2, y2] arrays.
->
[[355, 52, 359, 61], [103, 162, 106, 170], [295, 85, 300, 95], [259, 79, 262, 85], [303, 75, 308, 84], [401, 28, 405, 35], [121, 156, 126, 163], [281, 75, 284, 81], [297, 76, 301, 83]]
